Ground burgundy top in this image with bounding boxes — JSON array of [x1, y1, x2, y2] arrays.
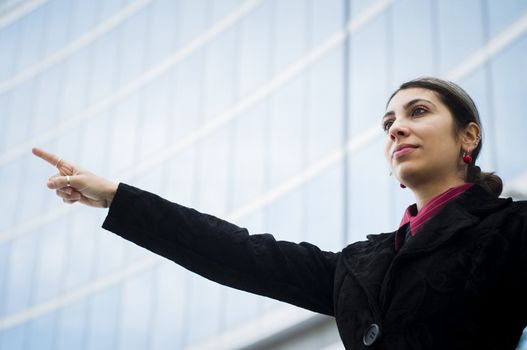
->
[[395, 183, 474, 251]]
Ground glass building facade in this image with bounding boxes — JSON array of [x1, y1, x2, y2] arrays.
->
[[0, 0, 526, 349]]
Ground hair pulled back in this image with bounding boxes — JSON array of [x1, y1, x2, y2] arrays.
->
[[388, 77, 502, 197]]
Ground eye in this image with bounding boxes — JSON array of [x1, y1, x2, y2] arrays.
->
[[382, 119, 394, 132], [411, 106, 427, 116]]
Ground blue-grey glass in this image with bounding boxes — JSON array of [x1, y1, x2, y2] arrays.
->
[[457, 68, 496, 172], [196, 126, 231, 215], [26, 313, 56, 350], [487, 0, 527, 38], [491, 34, 527, 181], [203, 26, 239, 121], [349, 12, 390, 138], [391, 0, 437, 83], [232, 102, 268, 210], [348, 136, 392, 242], [272, 0, 308, 73], [40, 0, 74, 57], [85, 285, 121, 350], [55, 300, 88, 350], [185, 274, 223, 346], [238, 0, 272, 97], [437, 0, 484, 75], [269, 76, 306, 188], [116, 270, 154, 350], [305, 163, 343, 251], [307, 46, 344, 164], [149, 263, 187, 350], [0, 23, 19, 81]]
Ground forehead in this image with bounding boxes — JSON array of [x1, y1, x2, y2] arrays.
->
[[386, 87, 441, 112]]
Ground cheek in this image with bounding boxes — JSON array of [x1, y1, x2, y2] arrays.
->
[[384, 139, 392, 162]]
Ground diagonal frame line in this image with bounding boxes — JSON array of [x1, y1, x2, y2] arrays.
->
[[0, 0, 154, 95], [0, 0, 266, 168]]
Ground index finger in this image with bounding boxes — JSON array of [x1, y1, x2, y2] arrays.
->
[[32, 147, 61, 167]]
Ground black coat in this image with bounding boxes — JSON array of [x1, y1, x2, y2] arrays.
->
[[102, 183, 527, 349]]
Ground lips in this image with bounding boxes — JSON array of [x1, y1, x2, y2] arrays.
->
[[392, 144, 418, 159]]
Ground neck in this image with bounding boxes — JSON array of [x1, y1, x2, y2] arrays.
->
[[411, 178, 466, 211]]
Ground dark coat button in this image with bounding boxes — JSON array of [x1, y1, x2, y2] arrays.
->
[[363, 323, 380, 346]]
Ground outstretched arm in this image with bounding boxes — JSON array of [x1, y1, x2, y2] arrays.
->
[[33, 147, 339, 316]]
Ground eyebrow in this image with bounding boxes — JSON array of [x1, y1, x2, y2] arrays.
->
[[383, 98, 435, 120]]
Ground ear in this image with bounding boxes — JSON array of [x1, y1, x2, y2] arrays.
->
[[460, 122, 480, 152]]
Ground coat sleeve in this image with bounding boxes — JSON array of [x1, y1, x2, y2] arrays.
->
[[101, 183, 339, 316]]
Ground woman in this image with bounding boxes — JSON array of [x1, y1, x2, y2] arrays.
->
[[33, 77, 527, 349]]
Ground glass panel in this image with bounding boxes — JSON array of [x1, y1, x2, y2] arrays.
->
[[307, 46, 344, 163], [490, 34, 527, 181], [148, 0, 181, 66], [149, 262, 187, 350], [457, 68, 495, 172], [62, 211, 98, 291], [87, 28, 120, 105], [2, 232, 38, 316], [85, 285, 121, 350], [437, 0, 484, 75], [268, 76, 306, 188], [311, 0, 344, 47], [41, 0, 74, 57], [2, 80, 35, 150], [305, 163, 343, 251], [238, 0, 272, 97], [487, 0, 527, 37], [232, 102, 267, 210], [391, 0, 436, 83], [55, 300, 88, 350], [58, 47, 91, 121], [116, 270, 154, 350], [0, 22, 20, 81], [107, 91, 141, 174], [185, 275, 222, 346], [272, 0, 308, 74], [347, 135, 392, 243], [138, 73, 172, 161], [69, 0, 100, 41], [0, 157, 23, 230], [117, 8, 149, 86], [26, 313, 56, 350], [203, 26, 238, 121], [349, 12, 390, 138], [30, 64, 65, 139], [32, 228, 68, 304], [0, 324, 25, 350], [266, 188, 304, 243], [13, 7, 47, 73], [177, 0, 210, 47], [196, 126, 231, 215]]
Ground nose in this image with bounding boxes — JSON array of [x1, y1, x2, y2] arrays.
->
[[389, 119, 409, 141]]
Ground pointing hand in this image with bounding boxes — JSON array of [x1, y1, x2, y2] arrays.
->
[[32, 147, 118, 208]]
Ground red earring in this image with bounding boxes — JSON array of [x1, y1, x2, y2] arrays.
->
[[463, 152, 472, 164], [400, 183, 406, 189]]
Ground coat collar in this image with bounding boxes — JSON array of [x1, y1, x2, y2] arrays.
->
[[340, 184, 513, 320], [397, 184, 512, 255]]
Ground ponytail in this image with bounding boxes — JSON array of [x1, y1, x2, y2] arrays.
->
[[467, 164, 503, 197]]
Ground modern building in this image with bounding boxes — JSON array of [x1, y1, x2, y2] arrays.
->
[[0, 0, 526, 349]]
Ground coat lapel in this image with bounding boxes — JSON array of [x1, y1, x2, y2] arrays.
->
[[340, 184, 512, 318], [398, 185, 512, 255]]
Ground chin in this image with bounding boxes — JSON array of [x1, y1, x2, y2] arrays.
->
[[393, 162, 423, 184]]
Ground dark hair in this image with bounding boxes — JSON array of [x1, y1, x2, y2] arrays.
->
[[387, 77, 503, 197]]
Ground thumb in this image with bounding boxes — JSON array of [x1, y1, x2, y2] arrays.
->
[[47, 174, 79, 190]]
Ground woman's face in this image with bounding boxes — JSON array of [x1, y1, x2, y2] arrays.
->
[[383, 87, 463, 187]]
